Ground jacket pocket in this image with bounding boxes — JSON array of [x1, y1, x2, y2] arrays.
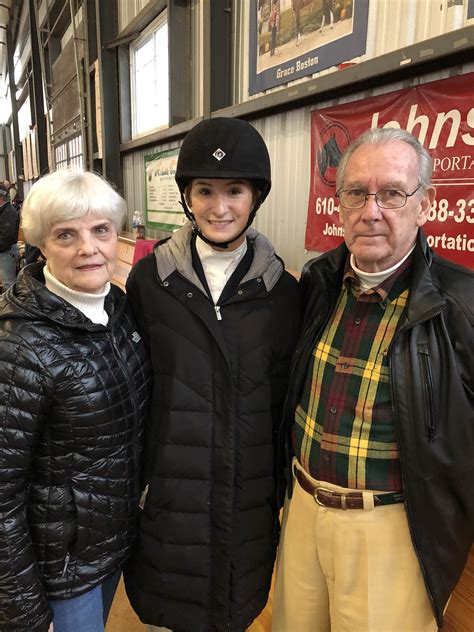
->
[[418, 343, 436, 443], [61, 485, 78, 575]]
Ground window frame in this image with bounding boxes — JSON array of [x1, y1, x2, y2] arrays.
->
[[130, 10, 169, 140], [54, 134, 83, 170]]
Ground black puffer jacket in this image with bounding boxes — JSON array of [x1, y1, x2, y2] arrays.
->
[[0, 200, 19, 252], [281, 230, 473, 627], [0, 263, 151, 631], [124, 224, 300, 632]]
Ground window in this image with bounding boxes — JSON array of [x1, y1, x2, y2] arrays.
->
[[131, 12, 169, 138], [54, 135, 83, 170]]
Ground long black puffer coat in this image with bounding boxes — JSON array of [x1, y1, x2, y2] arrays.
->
[[124, 224, 301, 632], [0, 262, 151, 631]]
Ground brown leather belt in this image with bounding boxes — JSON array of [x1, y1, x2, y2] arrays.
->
[[295, 467, 404, 510]]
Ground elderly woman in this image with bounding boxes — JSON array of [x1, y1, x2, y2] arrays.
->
[[0, 170, 150, 632]]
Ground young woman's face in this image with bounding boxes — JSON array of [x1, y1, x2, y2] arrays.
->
[[41, 214, 118, 293], [188, 178, 254, 250]]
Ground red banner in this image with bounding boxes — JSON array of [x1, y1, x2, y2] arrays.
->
[[305, 73, 474, 269]]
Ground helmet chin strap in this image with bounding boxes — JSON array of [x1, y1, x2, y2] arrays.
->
[[179, 194, 261, 250]]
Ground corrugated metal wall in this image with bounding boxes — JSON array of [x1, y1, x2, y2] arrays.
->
[[118, 0, 151, 32]]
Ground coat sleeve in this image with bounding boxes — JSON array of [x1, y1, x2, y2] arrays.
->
[[270, 274, 302, 428], [125, 263, 155, 486], [126, 262, 151, 349], [0, 334, 52, 631]]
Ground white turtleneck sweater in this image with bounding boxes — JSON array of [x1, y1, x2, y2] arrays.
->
[[44, 266, 110, 325], [350, 245, 415, 292], [195, 237, 247, 305]]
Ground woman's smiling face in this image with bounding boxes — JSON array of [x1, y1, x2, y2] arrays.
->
[[188, 178, 254, 250], [41, 214, 118, 293]]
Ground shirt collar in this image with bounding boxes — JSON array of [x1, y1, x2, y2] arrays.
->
[[344, 252, 414, 301]]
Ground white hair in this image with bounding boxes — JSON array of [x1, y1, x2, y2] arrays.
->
[[336, 128, 433, 193], [22, 170, 127, 247]]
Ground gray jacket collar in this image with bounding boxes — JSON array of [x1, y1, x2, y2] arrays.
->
[[154, 222, 283, 293]]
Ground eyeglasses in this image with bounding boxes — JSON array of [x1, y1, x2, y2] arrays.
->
[[336, 184, 422, 210]]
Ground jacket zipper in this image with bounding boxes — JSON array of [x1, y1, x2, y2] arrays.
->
[[62, 552, 70, 576], [109, 331, 140, 421], [389, 306, 443, 624], [418, 344, 436, 443], [109, 330, 141, 491]]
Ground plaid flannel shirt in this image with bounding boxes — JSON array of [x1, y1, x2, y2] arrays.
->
[[292, 256, 413, 491]]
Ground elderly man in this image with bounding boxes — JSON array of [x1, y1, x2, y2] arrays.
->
[[0, 181, 19, 291], [273, 128, 473, 631]]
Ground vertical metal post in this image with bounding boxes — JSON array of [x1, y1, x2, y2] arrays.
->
[[210, 0, 233, 111], [2, 125, 9, 181], [95, 0, 121, 191], [6, 27, 23, 198], [69, 0, 88, 169], [82, 0, 93, 169], [168, 0, 192, 125], [29, 0, 49, 176], [202, 0, 211, 119]]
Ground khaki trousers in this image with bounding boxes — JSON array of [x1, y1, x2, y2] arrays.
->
[[272, 461, 438, 632]]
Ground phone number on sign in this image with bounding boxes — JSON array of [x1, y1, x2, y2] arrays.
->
[[427, 199, 474, 223], [314, 198, 338, 214], [313, 198, 474, 224]]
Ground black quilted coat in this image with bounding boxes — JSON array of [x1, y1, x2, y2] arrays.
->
[[124, 224, 301, 632], [0, 263, 151, 631]]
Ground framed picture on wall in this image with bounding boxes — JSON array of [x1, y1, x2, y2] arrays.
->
[[249, 0, 369, 95]]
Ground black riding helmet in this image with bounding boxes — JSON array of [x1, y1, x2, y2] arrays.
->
[[175, 117, 271, 249]]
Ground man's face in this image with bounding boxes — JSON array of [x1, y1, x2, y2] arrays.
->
[[339, 141, 435, 272]]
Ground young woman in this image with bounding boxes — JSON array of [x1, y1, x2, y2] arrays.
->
[[0, 171, 150, 632], [124, 117, 300, 632]]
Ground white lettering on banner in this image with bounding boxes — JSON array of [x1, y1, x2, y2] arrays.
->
[[427, 233, 474, 252], [322, 223, 344, 236], [433, 156, 474, 172], [427, 198, 474, 224], [277, 56, 319, 79], [371, 106, 474, 148], [315, 197, 338, 215], [462, 107, 474, 145], [276, 66, 295, 78], [296, 56, 319, 71]]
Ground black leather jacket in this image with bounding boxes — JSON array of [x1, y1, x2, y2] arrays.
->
[[281, 231, 473, 627], [0, 263, 151, 631]]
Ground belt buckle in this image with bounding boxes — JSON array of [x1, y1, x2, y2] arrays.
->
[[314, 486, 345, 508]]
